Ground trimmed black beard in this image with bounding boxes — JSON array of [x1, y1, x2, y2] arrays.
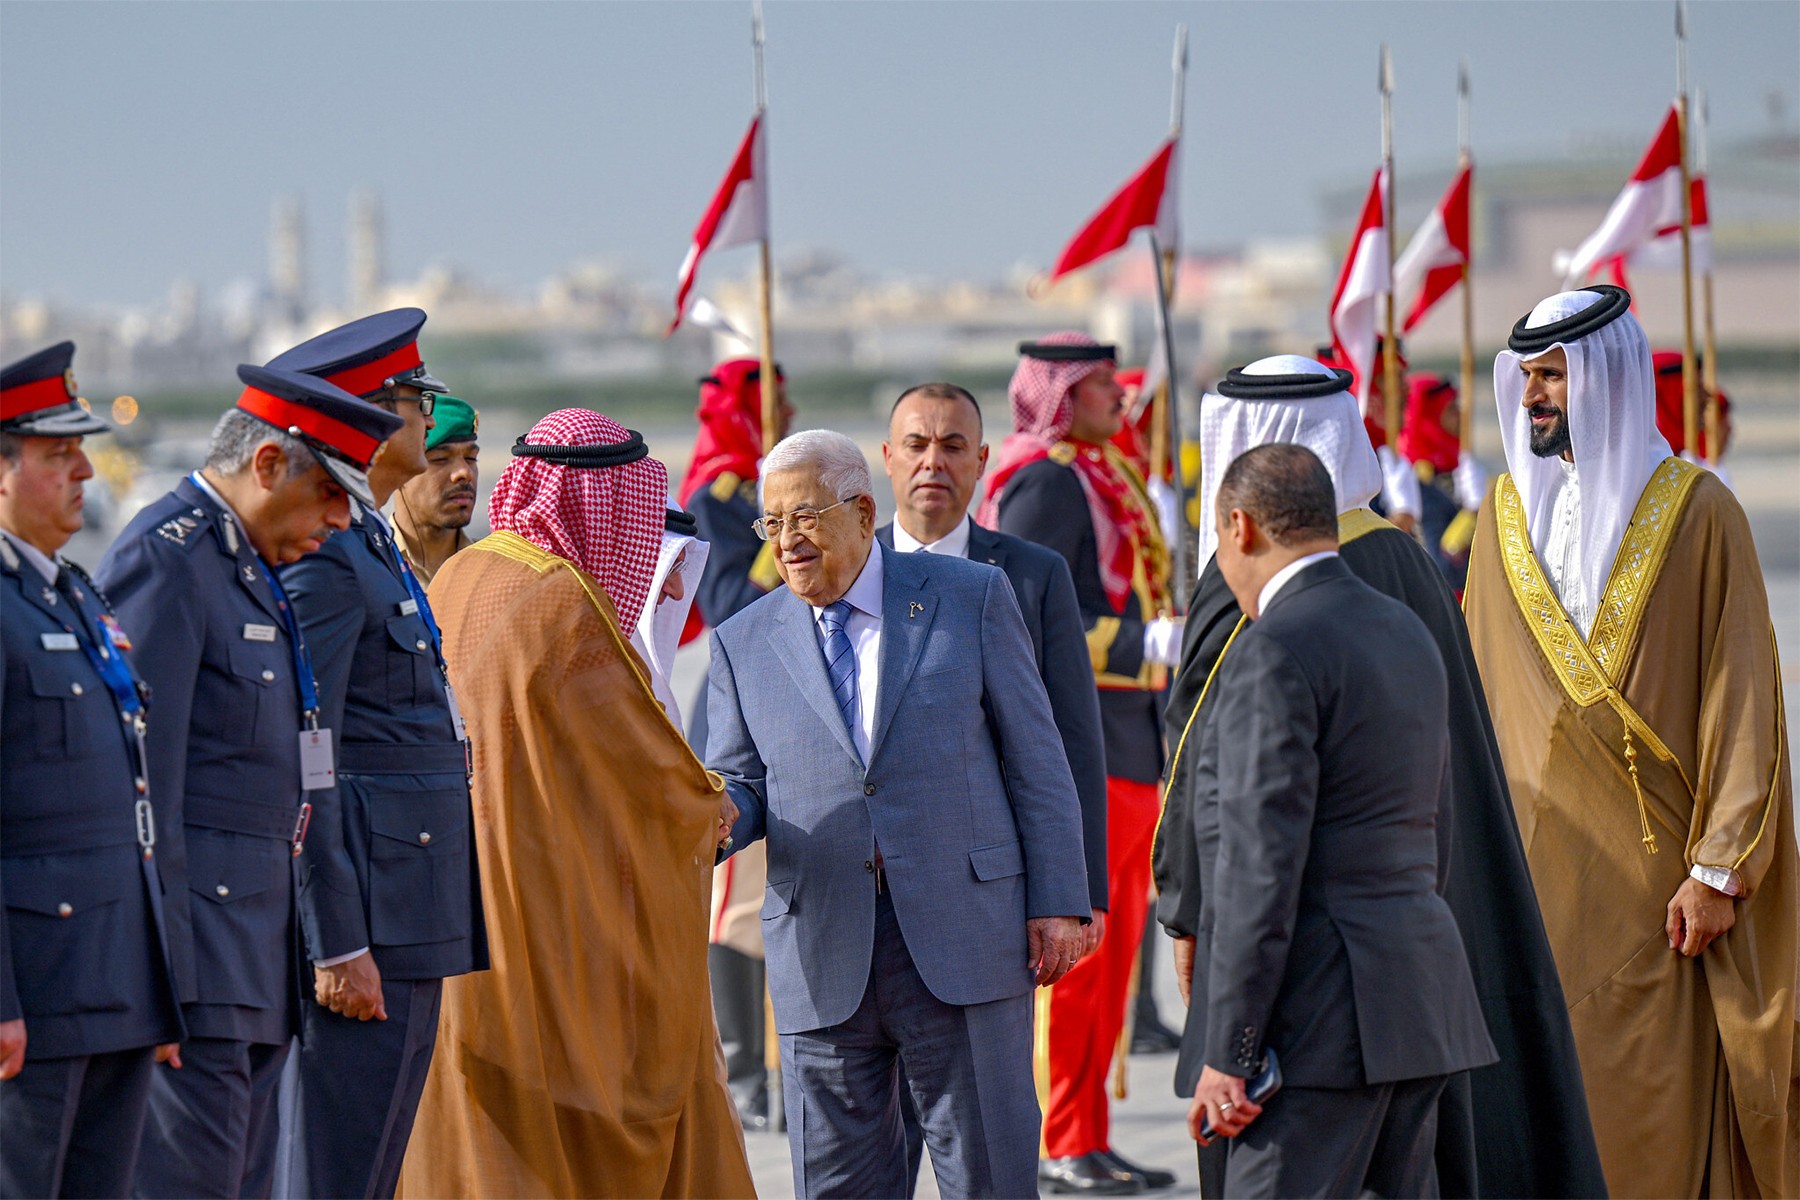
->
[[1529, 411, 1572, 458]]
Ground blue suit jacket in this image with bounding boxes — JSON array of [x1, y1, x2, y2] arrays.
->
[[0, 546, 182, 1058], [97, 478, 313, 1045], [706, 543, 1089, 1034], [279, 505, 488, 982], [877, 520, 1108, 911]]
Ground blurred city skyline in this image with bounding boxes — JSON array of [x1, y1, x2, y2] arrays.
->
[[4, 0, 1797, 312]]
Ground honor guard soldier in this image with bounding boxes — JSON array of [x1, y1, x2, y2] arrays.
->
[[978, 334, 1180, 1194], [392, 394, 480, 588], [96, 364, 400, 1198], [0, 343, 184, 1198], [677, 358, 793, 1130], [263, 310, 488, 1199]]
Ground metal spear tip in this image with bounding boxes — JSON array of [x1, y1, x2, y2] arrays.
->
[[1379, 44, 1393, 95]]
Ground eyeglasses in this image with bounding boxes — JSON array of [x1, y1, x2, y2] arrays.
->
[[752, 498, 853, 541], [377, 392, 437, 416]]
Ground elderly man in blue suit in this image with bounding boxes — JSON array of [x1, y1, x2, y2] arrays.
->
[[707, 428, 1090, 1198]]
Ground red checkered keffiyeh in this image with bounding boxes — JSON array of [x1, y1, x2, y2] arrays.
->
[[489, 408, 669, 628], [977, 332, 1155, 614]]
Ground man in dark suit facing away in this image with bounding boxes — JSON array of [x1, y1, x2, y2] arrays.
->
[[1184, 444, 1495, 1198]]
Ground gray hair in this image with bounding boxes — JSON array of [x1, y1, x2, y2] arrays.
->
[[761, 429, 872, 503], [205, 409, 315, 478]]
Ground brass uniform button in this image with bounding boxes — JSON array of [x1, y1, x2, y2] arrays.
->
[[261, 669, 276, 682], [70, 682, 83, 696], [216, 885, 230, 898], [418, 831, 432, 845], [57, 902, 73, 917]]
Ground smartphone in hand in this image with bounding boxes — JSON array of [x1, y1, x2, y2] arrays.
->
[[1198, 1048, 1283, 1142]]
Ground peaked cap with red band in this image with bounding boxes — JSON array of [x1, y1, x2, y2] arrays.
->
[[234, 364, 403, 509], [265, 308, 447, 399], [1, 341, 110, 437]]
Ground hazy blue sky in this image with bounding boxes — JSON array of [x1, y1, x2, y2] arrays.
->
[[3, 1, 1794, 308]]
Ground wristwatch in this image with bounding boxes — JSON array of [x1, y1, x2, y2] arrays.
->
[[1690, 864, 1743, 896]]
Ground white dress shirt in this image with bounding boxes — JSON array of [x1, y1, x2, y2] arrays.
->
[[891, 515, 972, 559], [811, 544, 884, 762], [1541, 459, 1590, 638], [1255, 550, 1340, 619], [0, 529, 60, 584]]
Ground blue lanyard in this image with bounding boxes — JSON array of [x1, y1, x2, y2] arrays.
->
[[368, 511, 443, 660], [261, 563, 321, 725], [57, 585, 144, 720]]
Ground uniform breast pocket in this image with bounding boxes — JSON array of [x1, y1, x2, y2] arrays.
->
[[382, 616, 432, 708], [225, 641, 283, 744], [186, 828, 292, 1009], [3, 853, 137, 1017], [21, 654, 103, 761], [365, 786, 470, 947]]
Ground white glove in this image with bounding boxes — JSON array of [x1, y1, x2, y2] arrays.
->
[[1143, 617, 1185, 668], [1146, 477, 1179, 540], [1452, 453, 1488, 511], [1376, 445, 1422, 518]]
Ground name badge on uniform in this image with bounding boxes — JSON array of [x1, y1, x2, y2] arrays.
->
[[299, 727, 335, 791], [244, 623, 278, 643], [444, 682, 468, 742], [40, 632, 78, 651], [398, 599, 419, 616]]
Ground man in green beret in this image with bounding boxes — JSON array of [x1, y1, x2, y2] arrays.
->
[[394, 395, 479, 587]]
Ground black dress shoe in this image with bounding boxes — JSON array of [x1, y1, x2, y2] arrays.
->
[[1038, 1153, 1143, 1195], [1097, 1149, 1177, 1190], [1129, 1016, 1181, 1055]]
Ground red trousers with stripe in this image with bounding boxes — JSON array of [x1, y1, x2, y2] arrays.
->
[[1037, 775, 1160, 1158]]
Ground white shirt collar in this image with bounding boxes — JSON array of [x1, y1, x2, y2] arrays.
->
[[813, 540, 885, 622], [891, 515, 972, 559], [0, 529, 59, 584], [190, 470, 249, 530], [1256, 549, 1339, 618]]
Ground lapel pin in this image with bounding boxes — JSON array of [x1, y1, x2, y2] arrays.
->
[[42, 587, 57, 606], [242, 564, 257, 583], [908, 601, 924, 618]]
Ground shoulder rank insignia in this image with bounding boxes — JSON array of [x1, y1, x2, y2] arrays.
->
[[710, 472, 744, 504], [155, 515, 199, 545], [1048, 442, 1078, 466]]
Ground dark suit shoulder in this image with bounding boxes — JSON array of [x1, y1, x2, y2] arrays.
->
[[113, 489, 217, 560]]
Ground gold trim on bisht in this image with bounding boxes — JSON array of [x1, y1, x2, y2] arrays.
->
[[1494, 458, 1703, 852]]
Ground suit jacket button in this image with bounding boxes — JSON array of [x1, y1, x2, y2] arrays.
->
[[216, 885, 230, 898], [864, 783, 876, 796], [864, 859, 875, 873], [419, 831, 432, 845], [261, 669, 276, 682], [57, 902, 73, 917], [69, 682, 83, 696]]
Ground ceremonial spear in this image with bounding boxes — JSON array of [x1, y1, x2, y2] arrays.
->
[[1457, 62, 1476, 461], [1696, 86, 1721, 464], [1147, 23, 1192, 610], [1674, 0, 1702, 461], [751, 1, 778, 454], [1380, 44, 1403, 453]]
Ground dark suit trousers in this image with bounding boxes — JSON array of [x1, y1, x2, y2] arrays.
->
[[781, 888, 1037, 1199], [135, 1036, 289, 1198], [275, 978, 442, 1199], [1217, 1075, 1447, 1199], [0, 1046, 156, 1198]]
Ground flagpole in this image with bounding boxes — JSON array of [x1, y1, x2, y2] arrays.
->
[[1153, 23, 1191, 610], [1378, 46, 1402, 454], [1697, 85, 1720, 463], [1674, 0, 1700, 460], [752, 0, 778, 455], [1457, 61, 1476, 459]]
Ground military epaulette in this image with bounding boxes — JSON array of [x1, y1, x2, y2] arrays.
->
[[154, 508, 208, 549], [710, 471, 756, 505], [1047, 443, 1078, 467]]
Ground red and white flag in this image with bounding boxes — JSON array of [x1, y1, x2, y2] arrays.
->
[[1047, 136, 1179, 283], [668, 113, 768, 334], [1559, 105, 1687, 288], [1394, 162, 1471, 333], [1602, 175, 1712, 293], [1328, 166, 1391, 406]]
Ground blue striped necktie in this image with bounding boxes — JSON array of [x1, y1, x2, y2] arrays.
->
[[819, 599, 859, 751]]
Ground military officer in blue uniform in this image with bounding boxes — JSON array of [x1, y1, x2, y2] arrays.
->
[[264, 310, 488, 1200], [0, 342, 184, 1198], [96, 364, 400, 1199]]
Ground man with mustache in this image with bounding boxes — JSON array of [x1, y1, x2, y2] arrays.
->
[[393, 395, 480, 588], [0, 342, 183, 1197], [979, 334, 1181, 1194], [1464, 285, 1797, 1197], [263, 311, 488, 1200], [96, 365, 399, 1198]]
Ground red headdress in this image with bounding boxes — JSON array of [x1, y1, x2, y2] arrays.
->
[[977, 333, 1161, 613], [1650, 350, 1729, 458], [678, 358, 781, 505], [1397, 374, 1462, 474], [490, 408, 670, 628]]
